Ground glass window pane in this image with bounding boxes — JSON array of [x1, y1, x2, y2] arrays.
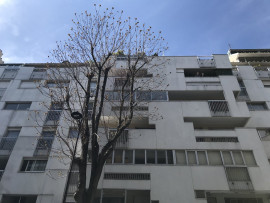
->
[[146, 150, 156, 164], [187, 151, 197, 165], [242, 151, 256, 166], [135, 150, 145, 164], [175, 150, 186, 165], [152, 91, 167, 101], [222, 151, 233, 165], [124, 150, 133, 164], [7, 130, 20, 138], [4, 103, 18, 110], [126, 190, 150, 203], [17, 103, 31, 110], [106, 152, 113, 164], [157, 150, 166, 164], [208, 151, 222, 165], [136, 91, 151, 101], [197, 151, 207, 165], [167, 150, 174, 164], [114, 149, 123, 164], [233, 151, 244, 165]]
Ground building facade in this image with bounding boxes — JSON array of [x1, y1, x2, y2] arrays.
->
[[0, 53, 270, 203]]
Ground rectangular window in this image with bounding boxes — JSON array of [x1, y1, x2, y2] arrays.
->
[[157, 150, 166, 164], [146, 150, 156, 164], [257, 129, 270, 141], [124, 150, 133, 164], [46, 80, 69, 88], [232, 151, 244, 165], [4, 102, 31, 110], [167, 150, 174, 164], [20, 159, 47, 172], [247, 102, 268, 111], [106, 152, 112, 164], [2, 195, 37, 203], [68, 128, 79, 138], [114, 149, 123, 164], [242, 151, 256, 166], [0, 157, 8, 180], [0, 88, 6, 101], [30, 68, 47, 80], [207, 151, 222, 165], [1, 68, 18, 80], [222, 151, 233, 165], [34, 130, 55, 156], [0, 128, 20, 151], [197, 151, 208, 165], [187, 151, 197, 165], [175, 150, 187, 165], [45, 102, 63, 125], [135, 150, 145, 164]]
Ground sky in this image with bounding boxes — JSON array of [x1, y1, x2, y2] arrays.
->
[[0, 0, 269, 63]]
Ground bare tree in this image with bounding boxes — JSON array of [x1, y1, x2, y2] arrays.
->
[[36, 5, 167, 203]]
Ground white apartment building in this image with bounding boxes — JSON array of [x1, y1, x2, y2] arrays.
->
[[0, 53, 270, 203]]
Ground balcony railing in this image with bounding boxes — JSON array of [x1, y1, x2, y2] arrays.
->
[[34, 137, 54, 157], [0, 137, 17, 154], [44, 110, 62, 126], [197, 56, 216, 68], [208, 100, 230, 117]]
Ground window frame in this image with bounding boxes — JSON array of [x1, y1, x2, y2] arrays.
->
[[20, 158, 48, 172]]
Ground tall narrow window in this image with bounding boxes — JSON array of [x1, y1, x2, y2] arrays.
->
[[232, 151, 244, 165], [0, 88, 6, 101], [124, 150, 133, 164], [135, 150, 145, 164], [157, 150, 166, 164], [197, 151, 208, 165], [175, 150, 187, 165], [167, 150, 174, 164], [187, 151, 197, 165], [242, 151, 256, 166], [114, 149, 123, 164], [222, 151, 233, 165], [146, 150, 156, 164]]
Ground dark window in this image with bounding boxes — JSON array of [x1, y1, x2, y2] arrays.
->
[[114, 149, 123, 164], [135, 150, 145, 164], [20, 159, 47, 172], [2, 195, 37, 203], [124, 150, 133, 164], [167, 150, 174, 164], [157, 150, 166, 164], [4, 102, 31, 110], [247, 102, 268, 111], [68, 128, 79, 138], [1, 68, 18, 79], [146, 150, 156, 164]]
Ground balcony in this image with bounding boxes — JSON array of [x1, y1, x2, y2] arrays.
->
[[0, 137, 17, 155], [236, 87, 250, 101], [197, 56, 216, 68], [208, 100, 230, 117]]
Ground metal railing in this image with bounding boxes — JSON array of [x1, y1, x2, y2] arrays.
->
[[45, 110, 62, 125], [208, 100, 230, 117], [0, 137, 17, 153], [34, 137, 54, 156], [104, 173, 150, 180]]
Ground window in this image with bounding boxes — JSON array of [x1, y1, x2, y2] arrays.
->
[[146, 150, 156, 164], [232, 151, 244, 165], [46, 80, 69, 88], [45, 102, 63, 125], [1, 195, 37, 203], [114, 149, 123, 164], [68, 128, 79, 138], [4, 102, 31, 110], [34, 130, 55, 156], [242, 151, 256, 166], [124, 150, 133, 164], [187, 151, 197, 165], [30, 68, 46, 80], [257, 129, 270, 141], [194, 190, 206, 199], [0, 157, 8, 180], [157, 150, 166, 164], [197, 151, 208, 165], [167, 150, 174, 164], [135, 150, 145, 164], [247, 102, 268, 111], [108, 130, 128, 148], [222, 151, 234, 165], [207, 151, 222, 165], [0, 88, 6, 100], [1, 68, 18, 79], [20, 159, 47, 172], [175, 150, 186, 165], [0, 128, 20, 151]]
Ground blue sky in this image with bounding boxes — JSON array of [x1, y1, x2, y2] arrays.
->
[[0, 0, 269, 63]]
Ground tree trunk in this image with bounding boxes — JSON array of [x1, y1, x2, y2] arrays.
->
[[86, 161, 104, 203]]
